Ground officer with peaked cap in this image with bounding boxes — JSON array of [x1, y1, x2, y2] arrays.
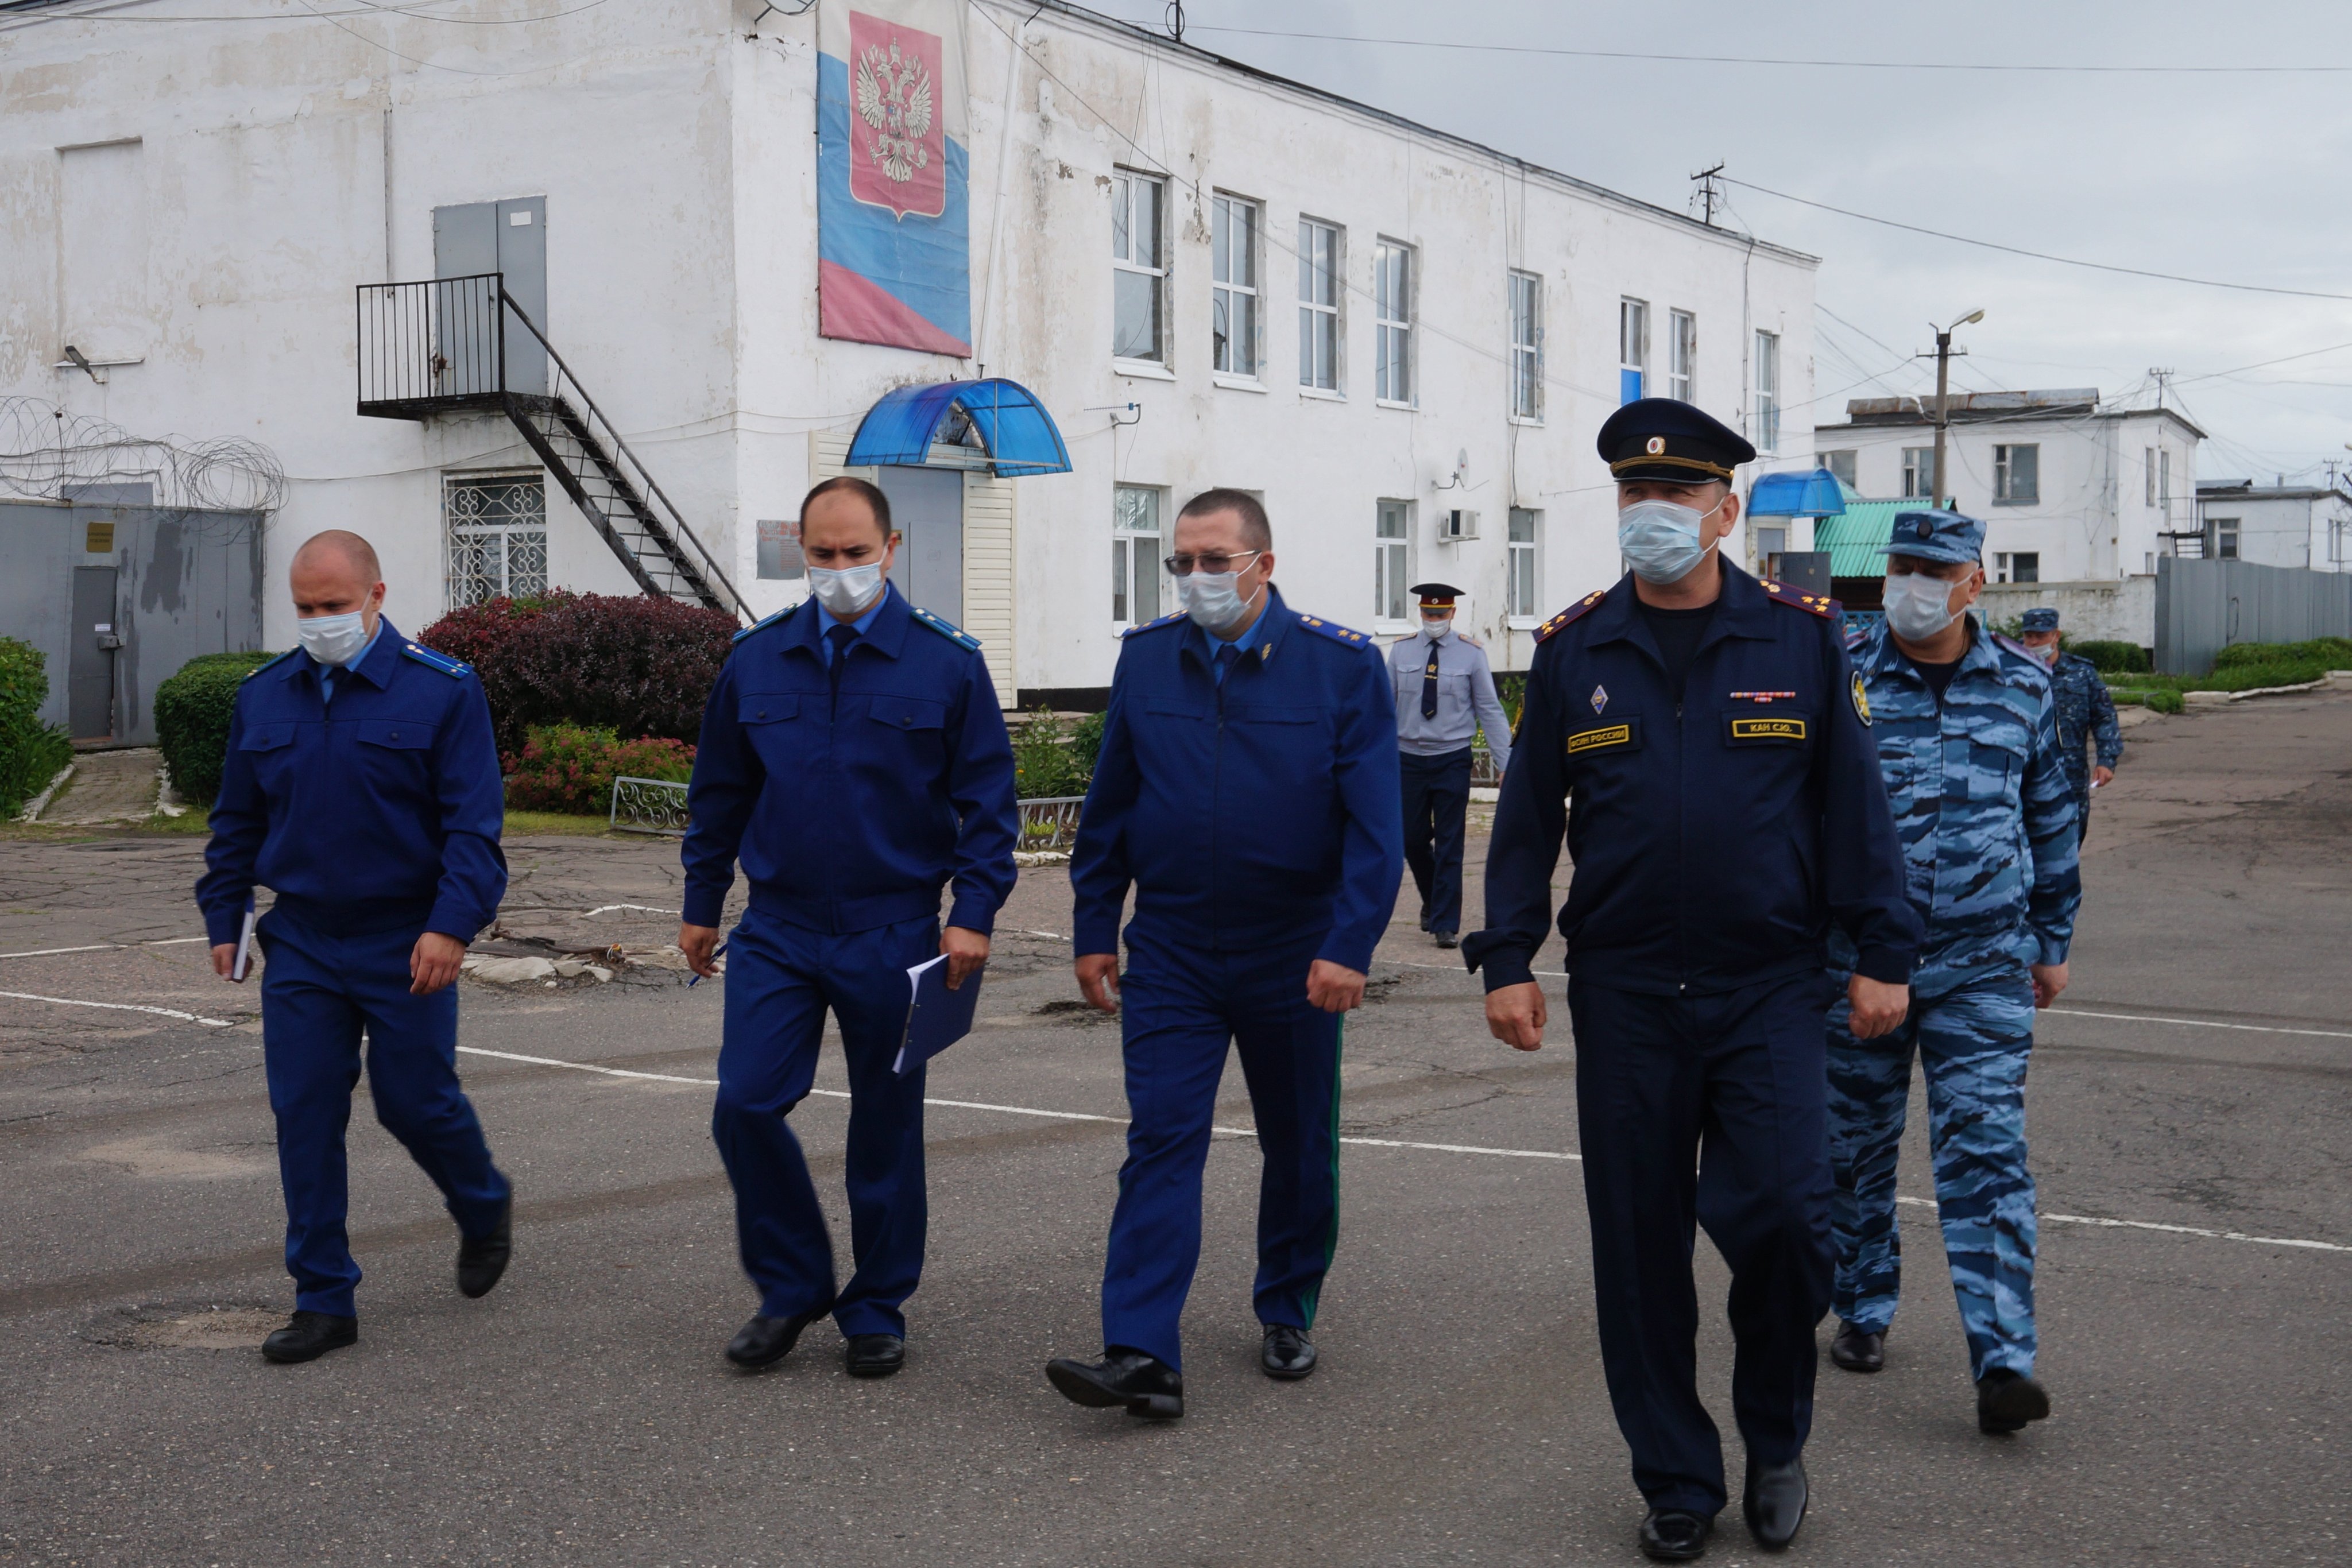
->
[[1465, 400, 1921, 1560], [2015, 607, 2122, 846], [1390, 583, 1512, 948]]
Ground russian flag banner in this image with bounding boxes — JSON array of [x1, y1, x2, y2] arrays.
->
[[818, 0, 972, 358]]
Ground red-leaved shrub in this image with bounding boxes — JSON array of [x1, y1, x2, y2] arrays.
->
[[420, 591, 738, 753], [502, 723, 695, 816]]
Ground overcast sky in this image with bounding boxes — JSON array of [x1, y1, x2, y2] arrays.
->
[[1088, 0, 2352, 488]]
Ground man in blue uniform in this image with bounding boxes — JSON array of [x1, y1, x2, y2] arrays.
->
[[680, 477, 1018, 1380], [198, 529, 513, 1365], [1824, 513, 2079, 1441], [2016, 607, 2122, 846], [1390, 582, 1513, 948], [1466, 402, 1921, 1560], [1047, 488, 1402, 1419]]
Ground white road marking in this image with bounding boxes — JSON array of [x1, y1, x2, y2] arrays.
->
[[579, 904, 681, 918], [0, 990, 237, 1028], [0, 937, 210, 961], [1894, 1194, 2349, 1253]]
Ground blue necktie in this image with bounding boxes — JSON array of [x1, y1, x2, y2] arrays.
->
[[828, 624, 860, 713], [1214, 641, 1241, 686]]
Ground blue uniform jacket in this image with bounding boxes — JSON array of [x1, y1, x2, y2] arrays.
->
[[681, 584, 1018, 935], [1070, 589, 1404, 974], [1832, 619, 2081, 995], [2049, 651, 2124, 800], [1467, 566, 1920, 997], [195, 619, 507, 946]]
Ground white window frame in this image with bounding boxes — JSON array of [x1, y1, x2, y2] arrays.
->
[[1618, 298, 1648, 404], [1753, 329, 1781, 454], [2145, 447, 2157, 506], [1210, 192, 1261, 384], [1111, 168, 1167, 369], [1111, 484, 1166, 628], [1668, 309, 1696, 402], [1508, 270, 1543, 422], [1821, 449, 1857, 489], [1993, 443, 2040, 505], [2210, 517, 2239, 560], [1297, 216, 1343, 396], [444, 469, 548, 609], [1375, 499, 1414, 624], [1506, 506, 1542, 626], [1375, 239, 1415, 407], [1902, 447, 1937, 500]]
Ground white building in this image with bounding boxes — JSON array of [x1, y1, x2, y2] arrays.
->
[[2194, 479, 2352, 572], [1813, 390, 2202, 586], [0, 0, 1820, 707]]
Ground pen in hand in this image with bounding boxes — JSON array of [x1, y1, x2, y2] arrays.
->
[[688, 942, 726, 987]]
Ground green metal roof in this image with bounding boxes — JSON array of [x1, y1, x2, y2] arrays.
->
[[1813, 495, 1914, 577]]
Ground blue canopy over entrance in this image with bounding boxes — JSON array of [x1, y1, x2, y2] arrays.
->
[[1746, 468, 1848, 519], [845, 378, 1072, 477]]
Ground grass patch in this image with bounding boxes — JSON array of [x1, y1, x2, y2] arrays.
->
[[502, 808, 629, 838]]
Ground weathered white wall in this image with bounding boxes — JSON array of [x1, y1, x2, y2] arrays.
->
[[1979, 577, 2156, 646]]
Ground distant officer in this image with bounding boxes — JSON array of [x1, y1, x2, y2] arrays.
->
[[197, 529, 513, 1366], [1825, 512, 2080, 1441], [2016, 607, 2122, 845], [1466, 401, 1921, 1561], [679, 477, 1018, 1380], [1048, 488, 1402, 1419], [1390, 582, 1512, 949]]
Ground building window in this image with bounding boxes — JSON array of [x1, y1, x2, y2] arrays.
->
[[1375, 500, 1412, 621], [1821, 449, 1857, 489], [1375, 241, 1414, 404], [445, 471, 547, 607], [2145, 447, 2157, 505], [1903, 447, 1937, 500], [1992, 443, 2039, 505], [1619, 298, 1648, 404], [1507, 507, 1541, 618], [2013, 551, 2040, 583], [1111, 485, 1163, 624], [1508, 270, 1543, 420], [755, 518, 804, 582], [1668, 309, 1696, 402], [1753, 330, 1781, 453], [2160, 450, 2171, 505], [1755, 526, 1788, 576], [1297, 218, 1341, 392], [1111, 169, 1166, 364], [2210, 518, 2240, 560], [1210, 193, 1259, 379]]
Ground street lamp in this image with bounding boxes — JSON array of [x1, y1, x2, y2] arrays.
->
[[1930, 309, 1984, 509]]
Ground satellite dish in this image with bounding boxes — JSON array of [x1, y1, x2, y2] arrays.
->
[[1456, 447, 1470, 474]]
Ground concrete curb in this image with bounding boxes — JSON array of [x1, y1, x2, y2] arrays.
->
[[2183, 669, 2352, 707]]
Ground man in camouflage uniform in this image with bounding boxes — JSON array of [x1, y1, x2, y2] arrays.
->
[[2017, 607, 2122, 845], [1824, 510, 2081, 1438]]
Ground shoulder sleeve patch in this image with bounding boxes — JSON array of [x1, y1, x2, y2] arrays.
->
[[732, 603, 800, 644], [910, 605, 983, 652], [1533, 590, 1608, 643], [400, 641, 471, 678], [241, 649, 298, 680], [1121, 611, 1189, 638], [1760, 579, 1841, 619], [1295, 614, 1373, 647]]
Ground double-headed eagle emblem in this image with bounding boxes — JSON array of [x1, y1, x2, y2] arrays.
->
[[853, 37, 934, 185]]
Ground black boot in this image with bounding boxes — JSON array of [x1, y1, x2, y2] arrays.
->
[[1976, 1368, 2052, 1434], [1638, 1508, 1713, 1562], [1742, 1457, 1809, 1551], [1045, 1349, 1184, 1419], [455, 1195, 513, 1299], [261, 1311, 358, 1365], [724, 1303, 831, 1370], [1828, 1321, 1884, 1373], [846, 1333, 906, 1379]]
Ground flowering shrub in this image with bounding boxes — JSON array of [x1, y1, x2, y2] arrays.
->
[[502, 723, 695, 816]]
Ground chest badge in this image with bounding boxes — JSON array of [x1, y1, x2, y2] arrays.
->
[[1850, 670, 1873, 728], [1728, 690, 1797, 704], [1589, 684, 1609, 714]]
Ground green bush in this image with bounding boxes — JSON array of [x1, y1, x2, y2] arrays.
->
[[1071, 710, 1108, 776], [153, 649, 281, 807], [2146, 688, 2185, 715], [0, 637, 73, 818], [501, 723, 694, 816], [1010, 707, 1090, 800], [2067, 638, 2149, 674], [2211, 636, 2352, 672]]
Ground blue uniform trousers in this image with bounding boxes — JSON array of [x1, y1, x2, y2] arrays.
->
[[1568, 974, 1837, 1516], [1827, 965, 2037, 1380], [1399, 746, 1473, 936], [1101, 925, 1343, 1372], [713, 908, 934, 1337], [257, 909, 509, 1318]]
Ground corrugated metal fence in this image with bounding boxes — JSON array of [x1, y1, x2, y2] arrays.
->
[[2154, 557, 2352, 675]]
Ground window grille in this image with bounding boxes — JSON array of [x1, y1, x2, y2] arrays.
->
[[445, 471, 547, 607]]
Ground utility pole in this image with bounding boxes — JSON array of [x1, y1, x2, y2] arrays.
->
[[1928, 308, 1983, 509], [1690, 162, 1725, 226]]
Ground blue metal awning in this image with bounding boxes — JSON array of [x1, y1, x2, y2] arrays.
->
[[844, 378, 1073, 477], [1747, 468, 1848, 518]]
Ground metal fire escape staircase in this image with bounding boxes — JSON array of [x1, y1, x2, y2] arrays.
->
[[355, 273, 748, 624]]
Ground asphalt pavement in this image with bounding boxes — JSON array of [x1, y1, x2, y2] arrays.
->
[[0, 688, 2345, 1566]]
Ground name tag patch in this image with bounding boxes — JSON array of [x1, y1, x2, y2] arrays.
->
[[1727, 715, 1808, 744], [1566, 721, 1637, 756]]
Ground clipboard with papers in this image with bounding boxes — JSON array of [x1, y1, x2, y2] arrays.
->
[[893, 953, 982, 1076]]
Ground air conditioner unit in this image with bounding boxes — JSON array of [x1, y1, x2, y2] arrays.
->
[[1441, 508, 1479, 541]]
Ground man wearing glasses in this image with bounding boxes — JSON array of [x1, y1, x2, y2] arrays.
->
[[1046, 488, 1402, 1419]]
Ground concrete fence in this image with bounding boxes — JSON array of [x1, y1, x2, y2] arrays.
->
[[2154, 557, 2352, 675]]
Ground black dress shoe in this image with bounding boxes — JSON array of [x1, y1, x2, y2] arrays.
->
[[846, 1333, 905, 1379], [1638, 1508, 1713, 1562], [1976, 1368, 2052, 1434], [1742, 1457, 1808, 1552], [455, 1196, 513, 1299], [1829, 1321, 1885, 1373], [724, 1304, 831, 1370], [1045, 1349, 1184, 1419], [1433, 931, 1460, 950], [1261, 1323, 1318, 1380], [261, 1311, 358, 1365]]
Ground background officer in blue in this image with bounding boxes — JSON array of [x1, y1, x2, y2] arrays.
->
[[2016, 607, 2122, 846], [1465, 401, 1921, 1561], [1047, 488, 1402, 1419], [1390, 582, 1512, 949], [1825, 513, 2080, 1442], [680, 477, 1018, 1381], [198, 529, 513, 1366]]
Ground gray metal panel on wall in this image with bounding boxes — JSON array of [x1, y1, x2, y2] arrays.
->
[[494, 197, 548, 396], [0, 502, 80, 730], [2155, 556, 2352, 674]]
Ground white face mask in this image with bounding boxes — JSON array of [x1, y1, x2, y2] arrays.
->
[[1882, 572, 1961, 642], [297, 609, 371, 667], [809, 561, 885, 618], [2028, 642, 2059, 666], [1617, 498, 1724, 584], [1178, 567, 1264, 636], [1421, 614, 1453, 637]]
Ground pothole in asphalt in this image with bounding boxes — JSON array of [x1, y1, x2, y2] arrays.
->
[[83, 1300, 284, 1351]]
